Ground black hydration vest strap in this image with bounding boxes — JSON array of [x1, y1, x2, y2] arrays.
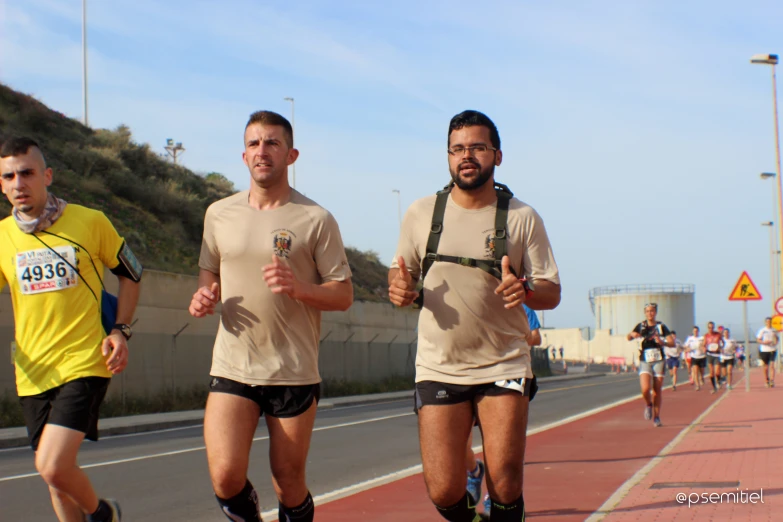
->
[[413, 182, 515, 307]]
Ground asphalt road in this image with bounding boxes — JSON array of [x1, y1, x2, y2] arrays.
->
[[0, 370, 685, 521]]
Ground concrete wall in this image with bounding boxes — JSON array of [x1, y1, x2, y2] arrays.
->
[[540, 327, 642, 365]]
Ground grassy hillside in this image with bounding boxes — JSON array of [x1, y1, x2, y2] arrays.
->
[[0, 84, 390, 301]]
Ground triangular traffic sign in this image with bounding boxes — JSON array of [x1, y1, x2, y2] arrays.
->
[[728, 271, 762, 301]]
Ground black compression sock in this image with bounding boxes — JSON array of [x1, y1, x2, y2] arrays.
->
[[87, 500, 112, 522], [435, 492, 479, 521], [489, 494, 525, 521], [278, 492, 314, 522], [216, 480, 262, 521]]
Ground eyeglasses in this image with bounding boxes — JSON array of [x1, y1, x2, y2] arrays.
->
[[447, 145, 497, 156]]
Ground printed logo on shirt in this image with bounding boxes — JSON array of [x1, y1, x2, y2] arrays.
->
[[271, 229, 296, 258], [485, 233, 496, 258]]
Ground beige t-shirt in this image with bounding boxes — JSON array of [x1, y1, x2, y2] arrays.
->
[[199, 190, 352, 385], [392, 192, 560, 385]]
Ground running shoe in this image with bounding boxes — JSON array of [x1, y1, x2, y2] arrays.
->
[[653, 417, 662, 427], [467, 460, 484, 505], [644, 405, 652, 420]]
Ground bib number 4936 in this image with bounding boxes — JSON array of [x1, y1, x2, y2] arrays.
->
[[16, 246, 78, 295]]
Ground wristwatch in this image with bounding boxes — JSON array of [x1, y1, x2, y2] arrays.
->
[[112, 323, 132, 341]]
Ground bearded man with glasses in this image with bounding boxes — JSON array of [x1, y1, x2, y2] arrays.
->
[[388, 110, 561, 521]]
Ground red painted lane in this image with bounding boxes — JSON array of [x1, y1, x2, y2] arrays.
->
[[315, 384, 721, 521]]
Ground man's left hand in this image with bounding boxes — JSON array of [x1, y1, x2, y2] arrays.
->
[[495, 256, 525, 309], [102, 332, 129, 374], [263, 255, 301, 298]]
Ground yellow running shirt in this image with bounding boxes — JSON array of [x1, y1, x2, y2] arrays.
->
[[0, 205, 125, 396]]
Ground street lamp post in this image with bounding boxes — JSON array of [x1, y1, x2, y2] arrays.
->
[[752, 53, 782, 373], [392, 189, 401, 229], [283, 97, 296, 189], [762, 221, 776, 306], [762, 172, 781, 300], [82, 0, 88, 126]]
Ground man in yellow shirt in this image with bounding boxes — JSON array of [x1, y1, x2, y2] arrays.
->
[[0, 137, 142, 522]]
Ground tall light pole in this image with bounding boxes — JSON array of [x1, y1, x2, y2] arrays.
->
[[762, 221, 777, 305], [752, 55, 782, 296], [392, 189, 402, 229], [283, 97, 296, 189], [752, 53, 782, 375], [761, 172, 780, 299], [82, 0, 89, 126]]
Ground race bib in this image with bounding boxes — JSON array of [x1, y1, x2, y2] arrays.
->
[[644, 348, 662, 362], [708, 343, 720, 353], [15, 246, 79, 295]]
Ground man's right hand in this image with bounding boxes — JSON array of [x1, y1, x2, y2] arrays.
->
[[388, 257, 419, 307], [189, 282, 220, 317]]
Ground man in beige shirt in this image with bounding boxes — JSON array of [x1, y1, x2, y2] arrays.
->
[[389, 110, 561, 522], [189, 110, 353, 522]]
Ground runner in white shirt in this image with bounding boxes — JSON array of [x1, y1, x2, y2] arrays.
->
[[721, 328, 737, 390], [683, 326, 705, 390], [664, 331, 683, 391], [756, 317, 779, 388]]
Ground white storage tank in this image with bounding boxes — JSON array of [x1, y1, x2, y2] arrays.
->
[[589, 284, 695, 339]]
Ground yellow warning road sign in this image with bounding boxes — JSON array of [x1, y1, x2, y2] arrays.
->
[[728, 271, 762, 301], [772, 315, 783, 332]]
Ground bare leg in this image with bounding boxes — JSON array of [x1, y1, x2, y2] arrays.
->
[[652, 376, 664, 418], [418, 401, 474, 507], [476, 392, 529, 504], [266, 400, 318, 508], [35, 424, 99, 520], [204, 392, 260, 499]]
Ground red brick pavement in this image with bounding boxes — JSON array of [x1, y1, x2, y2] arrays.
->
[[598, 368, 783, 521]]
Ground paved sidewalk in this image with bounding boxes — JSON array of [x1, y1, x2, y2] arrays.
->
[[0, 372, 607, 448], [597, 368, 782, 521]]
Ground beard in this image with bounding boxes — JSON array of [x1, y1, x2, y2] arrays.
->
[[449, 160, 494, 191]]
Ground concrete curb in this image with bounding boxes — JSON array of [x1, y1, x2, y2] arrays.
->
[[0, 372, 609, 449]]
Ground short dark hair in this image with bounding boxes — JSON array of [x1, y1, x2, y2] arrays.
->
[[448, 110, 500, 150], [708, 321, 714, 326], [766, 316, 772, 321], [0, 136, 42, 158], [245, 111, 293, 148], [693, 325, 699, 330], [671, 330, 676, 335]]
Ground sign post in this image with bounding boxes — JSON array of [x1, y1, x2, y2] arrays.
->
[[729, 271, 762, 392]]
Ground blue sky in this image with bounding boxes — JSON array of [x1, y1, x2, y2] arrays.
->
[[3, 0, 783, 331]]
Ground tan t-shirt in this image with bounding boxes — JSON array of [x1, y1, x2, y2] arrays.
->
[[392, 192, 560, 385], [199, 190, 352, 385]]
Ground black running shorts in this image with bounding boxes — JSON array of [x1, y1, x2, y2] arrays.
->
[[413, 376, 537, 415], [208, 376, 320, 418], [691, 358, 707, 369], [20, 376, 110, 451], [759, 351, 777, 365]]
